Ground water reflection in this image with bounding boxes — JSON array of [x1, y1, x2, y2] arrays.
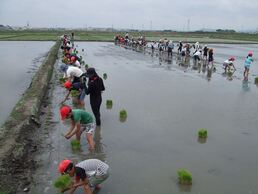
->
[[242, 80, 250, 91]]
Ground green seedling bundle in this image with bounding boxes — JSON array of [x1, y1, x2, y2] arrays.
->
[[59, 77, 66, 84], [70, 90, 79, 97], [177, 169, 192, 185], [85, 64, 89, 69], [103, 73, 107, 80], [119, 109, 127, 120], [255, 77, 258, 84], [53, 174, 72, 191], [71, 139, 81, 150], [106, 100, 113, 109], [198, 128, 208, 138]]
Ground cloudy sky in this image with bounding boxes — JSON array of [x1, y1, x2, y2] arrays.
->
[[1, 0, 258, 31]]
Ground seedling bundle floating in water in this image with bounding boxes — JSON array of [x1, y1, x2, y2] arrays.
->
[[70, 90, 79, 97], [103, 73, 107, 80], [53, 174, 72, 191], [177, 169, 192, 185], [71, 139, 81, 150], [255, 77, 258, 84], [198, 128, 208, 138], [106, 100, 113, 109], [85, 64, 89, 69], [119, 109, 127, 122]]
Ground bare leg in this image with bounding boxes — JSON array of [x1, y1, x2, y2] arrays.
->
[[86, 133, 94, 151]]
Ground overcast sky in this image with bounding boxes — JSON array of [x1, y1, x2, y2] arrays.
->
[[1, 0, 258, 31]]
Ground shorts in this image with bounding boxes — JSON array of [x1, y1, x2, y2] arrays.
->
[[81, 123, 96, 135], [78, 89, 86, 101], [194, 55, 200, 61], [89, 169, 110, 187]]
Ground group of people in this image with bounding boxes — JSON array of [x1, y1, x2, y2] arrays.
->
[[58, 34, 109, 194], [114, 32, 148, 47], [117, 35, 254, 80]]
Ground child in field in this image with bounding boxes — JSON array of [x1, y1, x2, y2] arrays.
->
[[61, 81, 86, 108], [60, 105, 95, 151], [223, 57, 236, 72], [58, 159, 109, 194], [243, 52, 254, 80]]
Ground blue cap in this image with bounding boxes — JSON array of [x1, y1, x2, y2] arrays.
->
[[60, 64, 68, 72]]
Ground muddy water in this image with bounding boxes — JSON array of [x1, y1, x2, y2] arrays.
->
[[30, 42, 258, 194], [0, 41, 54, 125]]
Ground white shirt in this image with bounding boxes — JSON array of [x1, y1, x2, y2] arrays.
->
[[66, 66, 83, 78], [74, 60, 81, 68]]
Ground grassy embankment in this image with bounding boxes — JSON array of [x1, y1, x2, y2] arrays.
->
[[0, 30, 257, 43]]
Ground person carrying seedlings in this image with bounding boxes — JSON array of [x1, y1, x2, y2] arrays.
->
[[85, 68, 105, 126], [60, 64, 85, 84], [223, 57, 236, 72], [62, 81, 86, 108], [60, 105, 95, 150], [58, 159, 110, 194], [243, 52, 254, 80]]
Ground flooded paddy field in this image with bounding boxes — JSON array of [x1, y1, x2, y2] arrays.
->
[[29, 42, 258, 194], [0, 41, 54, 125]]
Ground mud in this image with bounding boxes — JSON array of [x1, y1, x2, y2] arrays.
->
[[0, 41, 60, 193]]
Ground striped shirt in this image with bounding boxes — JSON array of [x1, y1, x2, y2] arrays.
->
[[75, 159, 109, 176]]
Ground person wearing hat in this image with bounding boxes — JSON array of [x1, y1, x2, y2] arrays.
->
[[243, 52, 254, 80], [58, 159, 109, 194], [70, 56, 81, 68], [85, 68, 105, 126], [62, 81, 86, 108], [60, 64, 85, 84], [223, 57, 236, 72], [60, 105, 95, 150]]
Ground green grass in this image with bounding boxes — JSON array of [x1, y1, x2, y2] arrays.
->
[[198, 128, 208, 138], [0, 30, 257, 43], [53, 174, 72, 191], [177, 169, 192, 185]]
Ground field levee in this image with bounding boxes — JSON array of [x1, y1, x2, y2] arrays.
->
[[0, 41, 60, 193]]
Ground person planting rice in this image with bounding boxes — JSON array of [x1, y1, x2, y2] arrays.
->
[[243, 52, 254, 80], [203, 45, 208, 61], [60, 64, 85, 84], [60, 105, 95, 151], [193, 49, 202, 64], [61, 81, 86, 108], [70, 56, 81, 68], [223, 57, 236, 72], [178, 41, 183, 54], [58, 159, 109, 194], [85, 68, 105, 126]]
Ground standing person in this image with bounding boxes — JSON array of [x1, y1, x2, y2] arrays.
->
[[243, 52, 254, 80], [60, 105, 95, 150], [62, 81, 86, 108], [85, 68, 105, 126], [178, 41, 183, 54], [167, 40, 174, 57], [203, 45, 208, 61], [223, 57, 236, 72], [58, 159, 110, 194], [208, 48, 214, 65]]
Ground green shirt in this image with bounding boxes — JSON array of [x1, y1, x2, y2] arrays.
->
[[72, 109, 94, 124]]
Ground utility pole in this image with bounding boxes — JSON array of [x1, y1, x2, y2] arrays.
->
[[187, 19, 190, 32], [150, 20, 152, 31]]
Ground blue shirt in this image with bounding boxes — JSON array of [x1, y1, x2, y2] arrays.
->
[[245, 56, 253, 67]]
